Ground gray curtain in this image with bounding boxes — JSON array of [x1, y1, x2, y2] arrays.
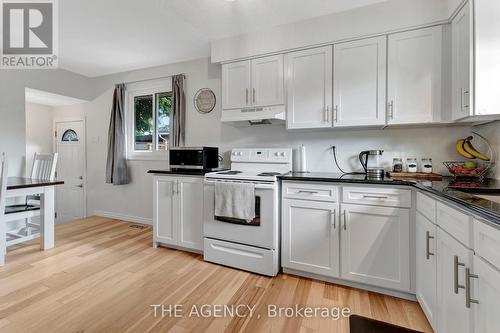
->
[[171, 74, 186, 147], [106, 84, 129, 185]]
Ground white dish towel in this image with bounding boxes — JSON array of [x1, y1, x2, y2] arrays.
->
[[215, 182, 255, 222]]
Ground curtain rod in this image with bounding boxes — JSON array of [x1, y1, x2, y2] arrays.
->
[[118, 73, 186, 86]]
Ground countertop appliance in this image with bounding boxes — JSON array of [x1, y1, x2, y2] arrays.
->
[[169, 147, 219, 172], [359, 150, 384, 179], [203, 148, 293, 276]]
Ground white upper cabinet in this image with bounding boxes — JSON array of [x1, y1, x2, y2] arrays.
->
[[222, 55, 284, 110], [474, 0, 500, 117], [452, 1, 473, 120], [387, 26, 442, 124], [222, 60, 251, 110], [286, 46, 333, 129], [333, 37, 387, 127], [251, 55, 284, 107]]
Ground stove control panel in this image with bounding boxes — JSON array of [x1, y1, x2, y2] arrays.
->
[[231, 148, 292, 163]]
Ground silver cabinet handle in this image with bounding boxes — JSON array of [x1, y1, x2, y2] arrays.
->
[[253, 88, 256, 104], [465, 268, 479, 308], [297, 190, 319, 194], [326, 105, 331, 123], [388, 100, 394, 120], [176, 181, 180, 195], [454, 255, 465, 294], [331, 209, 336, 230], [246, 88, 249, 105], [343, 210, 347, 230], [323, 107, 328, 122], [362, 195, 388, 199], [463, 89, 470, 109], [426, 231, 435, 260], [333, 105, 338, 122], [460, 88, 464, 111]]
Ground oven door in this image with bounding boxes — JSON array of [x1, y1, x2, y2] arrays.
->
[[203, 179, 278, 250]]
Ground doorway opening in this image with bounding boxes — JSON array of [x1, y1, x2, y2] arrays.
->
[[25, 88, 88, 224]]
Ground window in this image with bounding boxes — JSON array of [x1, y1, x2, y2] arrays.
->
[[126, 78, 172, 160], [61, 129, 79, 142]]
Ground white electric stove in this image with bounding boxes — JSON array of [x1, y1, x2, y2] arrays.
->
[[203, 148, 292, 276]]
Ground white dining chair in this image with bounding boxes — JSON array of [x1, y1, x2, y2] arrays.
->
[[4, 153, 58, 247], [0, 153, 8, 266]]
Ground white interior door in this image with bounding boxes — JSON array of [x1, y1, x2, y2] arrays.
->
[[55, 120, 85, 224]]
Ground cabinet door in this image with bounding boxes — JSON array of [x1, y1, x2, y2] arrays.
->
[[286, 46, 333, 129], [387, 26, 442, 124], [333, 37, 386, 127], [251, 55, 284, 107], [473, 255, 500, 333], [176, 177, 204, 251], [340, 204, 410, 291], [153, 177, 176, 246], [282, 199, 339, 277], [452, 1, 473, 120], [222, 60, 251, 109], [436, 229, 473, 333], [416, 212, 437, 330]]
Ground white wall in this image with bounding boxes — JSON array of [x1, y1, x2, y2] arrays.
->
[[25, 103, 54, 176], [211, 0, 464, 63], [0, 69, 93, 176], [71, 56, 483, 223], [476, 121, 500, 179]]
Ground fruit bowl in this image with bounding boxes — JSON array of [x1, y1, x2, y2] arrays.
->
[[443, 161, 495, 179]]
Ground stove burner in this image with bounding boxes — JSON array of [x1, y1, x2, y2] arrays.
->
[[217, 170, 242, 175], [257, 172, 282, 177]]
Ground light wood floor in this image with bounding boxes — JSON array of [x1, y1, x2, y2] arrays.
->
[[0, 217, 432, 333]]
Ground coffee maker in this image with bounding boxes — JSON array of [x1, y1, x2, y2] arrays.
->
[[359, 150, 384, 179]]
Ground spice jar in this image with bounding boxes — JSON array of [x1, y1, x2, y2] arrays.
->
[[422, 158, 433, 173], [407, 158, 418, 173], [393, 158, 403, 173]]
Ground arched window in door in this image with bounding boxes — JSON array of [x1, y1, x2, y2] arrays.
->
[[61, 129, 79, 142]]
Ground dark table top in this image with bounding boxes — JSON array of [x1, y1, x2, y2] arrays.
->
[[7, 177, 64, 190], [279, 172, 500, 226], [148, 168, 228, 176]]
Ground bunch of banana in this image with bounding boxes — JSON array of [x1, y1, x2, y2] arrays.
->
[[455, 136, 490, 161]]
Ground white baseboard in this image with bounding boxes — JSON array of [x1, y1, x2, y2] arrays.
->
[[93, 210, 152, 225]]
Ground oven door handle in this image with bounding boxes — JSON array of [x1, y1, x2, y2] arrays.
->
[[204, 180, 276, 190]]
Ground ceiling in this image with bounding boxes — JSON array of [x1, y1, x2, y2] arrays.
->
[[25, 88, 88, 106], [59, 0, 386, 77]]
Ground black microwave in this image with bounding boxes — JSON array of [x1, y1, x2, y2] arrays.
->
[[169, 147, 219, 172]]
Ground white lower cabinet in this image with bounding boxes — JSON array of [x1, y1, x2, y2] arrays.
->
[[472, 255, 500, 333], [282, 199, 339, 277], [153, 175, 203, 251], [415, 212, 437, 330], [436, 228, 473, 333], [281, 182, 411, 294], [340, 203, 410, 292]]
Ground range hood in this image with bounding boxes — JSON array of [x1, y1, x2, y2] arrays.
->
[[221, 105, 285, 127]]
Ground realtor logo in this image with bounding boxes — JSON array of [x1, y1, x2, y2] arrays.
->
[[1, 0, 58, 69]]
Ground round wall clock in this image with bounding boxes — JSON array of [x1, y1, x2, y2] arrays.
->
[[194, 88, 216, 114]]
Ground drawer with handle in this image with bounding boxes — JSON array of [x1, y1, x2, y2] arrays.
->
[[342, 186, 411, 208], [282, 182, 339, 202]]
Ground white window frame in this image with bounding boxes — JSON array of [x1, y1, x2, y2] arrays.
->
[[125, 78, 172, 160]]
